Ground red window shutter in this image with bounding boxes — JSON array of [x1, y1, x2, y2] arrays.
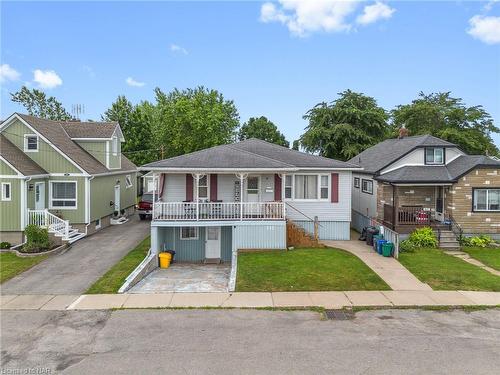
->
[[210, 174, 218, 201], [186, 174, 193, 201], [274, 174, 282, 201], [331, 173, 339, 203]]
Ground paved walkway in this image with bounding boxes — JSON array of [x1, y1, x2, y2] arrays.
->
[[0, 215, 149, 295], [444, 250, 500, 276], [323, 238, 433, 291], [1, 291, 499, 310]]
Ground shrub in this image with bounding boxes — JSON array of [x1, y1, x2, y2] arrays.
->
[[23, 224, 50, 253], [0, 241, 11, 249], [407, 227, 438, 248], [461, 235, 493, 248], [400, 239, 417, 253]]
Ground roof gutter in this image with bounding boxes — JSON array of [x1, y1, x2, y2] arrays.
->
[[91, 169, 137, 177]]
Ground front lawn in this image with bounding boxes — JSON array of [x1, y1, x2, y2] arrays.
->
[[399, 248, 500, 291], [236, 248, 390, 292], [0, 252, 48, 284], [462, 247, 500, 271], [86, 236, 150, 294]]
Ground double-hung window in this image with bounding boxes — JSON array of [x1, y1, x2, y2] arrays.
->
[[198, 175, 208, 200], [284, 175, 292, 199], [24, 134, 38, 152], [180, 227, 198, 240], [425, 148, 444, 165], [50, 181, 77, 208], [354, 177, 360, 188], [1, 183, 11, 201], [473, 189, 500, 211], [320, 175, 329, 199], [361, 179, 373, 194], [125, 175, 133, 189], [294, 175, 318, 200]]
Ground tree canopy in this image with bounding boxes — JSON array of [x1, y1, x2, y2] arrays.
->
[[391, 92, 499, 156], [10, 86, 71, 120], [238, 116, 289, 147], [300, 90, 389, 161]]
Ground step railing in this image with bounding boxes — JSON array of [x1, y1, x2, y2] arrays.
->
[[27, 209, 70, 239]]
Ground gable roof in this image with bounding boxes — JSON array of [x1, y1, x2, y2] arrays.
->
[[0, 134, 48, 176], [62, 121, 119, 139], [1, 113, 136, 175], [348, 135, 456, 174], [142, 138, 360, 171]]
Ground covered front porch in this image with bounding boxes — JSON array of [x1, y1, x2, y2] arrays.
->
[[377, 183, 452, 234]]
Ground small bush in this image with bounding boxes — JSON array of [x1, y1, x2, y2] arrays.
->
[[461, 235, 493, 248], [23, 225, 50, 253], [0, 241, 12, 249], [400, 239, 417, 253], [408, 227, 438, 248]]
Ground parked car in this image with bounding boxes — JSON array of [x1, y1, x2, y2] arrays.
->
[[137, 192, 154, 220]]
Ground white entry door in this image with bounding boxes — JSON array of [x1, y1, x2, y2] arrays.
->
[[114, 185, 121, 212], [35, 182, 45, 210], [205, 227, 221, 259]]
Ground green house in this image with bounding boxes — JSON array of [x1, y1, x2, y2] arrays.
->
[[0, 113, 138, 245]]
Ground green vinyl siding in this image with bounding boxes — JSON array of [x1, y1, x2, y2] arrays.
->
[[0, 160, 18, 175], [76, 141, 107, 166], [2, 119, 81, 173], [48, 176, 86, 223], [0, 178, 22, 231], [90, 173, 137, 221]]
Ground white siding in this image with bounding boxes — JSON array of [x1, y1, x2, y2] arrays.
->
[[285, 171, 352, 221], [445, 147, 464, 163], [162, 174, 186, 202], [218, 174, 238, 201], [351, 173, 378, 217], [233, 222, 286, 249], [381, 149, 424, 174]]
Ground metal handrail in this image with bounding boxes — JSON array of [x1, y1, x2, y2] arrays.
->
[[448, 216, 463, 241], [285, 202, 323, 227]]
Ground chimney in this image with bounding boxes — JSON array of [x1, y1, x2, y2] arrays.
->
[[398, 124, 409, 139]]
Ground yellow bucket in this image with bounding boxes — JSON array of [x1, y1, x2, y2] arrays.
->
[[159, 252, 172, 269]]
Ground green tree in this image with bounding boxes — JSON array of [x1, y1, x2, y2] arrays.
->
[[292, 140, 300, 150], [10, 86, 71, 120], [151, 86, 239, 157], [392, 92, 499, 156], [300, 90, 389, 160], [102, 96, 156, 165], [238, 116, 289, 147]]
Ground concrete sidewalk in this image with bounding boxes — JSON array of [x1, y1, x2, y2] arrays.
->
[[324, 239, 433, 291], [1, 291, 499, 310]]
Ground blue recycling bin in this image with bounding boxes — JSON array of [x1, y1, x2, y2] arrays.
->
[[377, 239, 387, 255]]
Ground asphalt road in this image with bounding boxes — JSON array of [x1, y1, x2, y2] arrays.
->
[[1, 308, 499, 374], [1, 215, 149, 295]]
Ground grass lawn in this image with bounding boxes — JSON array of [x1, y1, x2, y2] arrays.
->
[[235, 247, 390, 292], [86, 236, 150, 294], [399, 248, 500, 291], [0, 252, 48, 284], [461, 247, 500, 271]]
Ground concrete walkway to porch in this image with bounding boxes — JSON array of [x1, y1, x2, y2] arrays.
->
[[443, 250, 500, 277], [323, 237, 432, 291]]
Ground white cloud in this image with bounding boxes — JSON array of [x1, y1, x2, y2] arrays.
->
[[170, 43, 188, 54], [356, 1, 395, 25], [467, 15, 500, 44], [125, 77, 145, 87], [33, 69, 62, 88], [0, 64, 21, 82]]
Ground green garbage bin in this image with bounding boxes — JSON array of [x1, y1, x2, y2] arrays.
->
[[382, 242, 393, 257]]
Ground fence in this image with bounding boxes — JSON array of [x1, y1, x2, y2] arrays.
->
[[351, 209, 372, 233]]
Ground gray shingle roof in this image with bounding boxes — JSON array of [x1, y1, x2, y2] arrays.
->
[[375, 155, 500, 183], [0, 134, 48, 176], [62, 121, 118, 139], [348, 135, 456, 174], [142, 138, 359, 170]]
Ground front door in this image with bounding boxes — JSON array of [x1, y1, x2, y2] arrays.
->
[[35, 182, 45, 210], [435, 186, 444, 222], [205, 227, 221, 259], [114, 185, 121, 212]]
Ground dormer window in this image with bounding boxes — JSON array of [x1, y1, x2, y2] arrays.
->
[[425, 147, 444, 165], [24, 134, 39, 152]]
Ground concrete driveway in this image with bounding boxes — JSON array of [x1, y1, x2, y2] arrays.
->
[[1, 215, 149, 295]]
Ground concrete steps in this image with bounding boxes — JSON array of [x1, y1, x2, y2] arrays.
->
[[437, 230, 460, 250]]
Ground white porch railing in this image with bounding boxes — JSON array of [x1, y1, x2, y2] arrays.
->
[[27, 209, 70, 239], [153, 202, 285, 221]]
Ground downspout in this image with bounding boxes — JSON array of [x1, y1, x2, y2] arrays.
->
[[84, 176, 95, 235]]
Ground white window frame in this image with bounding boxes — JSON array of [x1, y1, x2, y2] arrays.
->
[[112, 136, 118, 156], [49, 181, 77, 210], [180, 226, 199, 240], [319, 174, 329, 200], [473, 188, 500, 212], [425, 147, 445, 165], [197, 175, 209, 200], [125, 175, 133, 189], [354, 177, 360, 188], [284, 174, 330, 202], [284, 175, 293, 200], [95, 218, 102, 230], [361, 179, 373, 195], [1, 182, 11, 201], [24, 134, 39, 152]]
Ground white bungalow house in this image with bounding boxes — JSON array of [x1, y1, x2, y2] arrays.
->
[[140, 138, 361, 263]]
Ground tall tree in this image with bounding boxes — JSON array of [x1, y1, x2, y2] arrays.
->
[[238, 116, 289, 147], [151, 86, 239, 157], [102, 96, 155, 165], [10, 86, 71, 120], [392, 92, 499, 156], [292, 140, 300, 150], [300, 90, 389, 160]]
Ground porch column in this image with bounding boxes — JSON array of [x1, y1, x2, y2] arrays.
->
[[393, 185, 398, 229], [151, 226, 159, 255], [152, 173, 157, 219], [191, 173, 203, 221], [235, 173, 248, 221], [280, 173, 286, 219]]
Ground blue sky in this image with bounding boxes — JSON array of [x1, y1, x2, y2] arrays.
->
[[1, 1, 499, 147]]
